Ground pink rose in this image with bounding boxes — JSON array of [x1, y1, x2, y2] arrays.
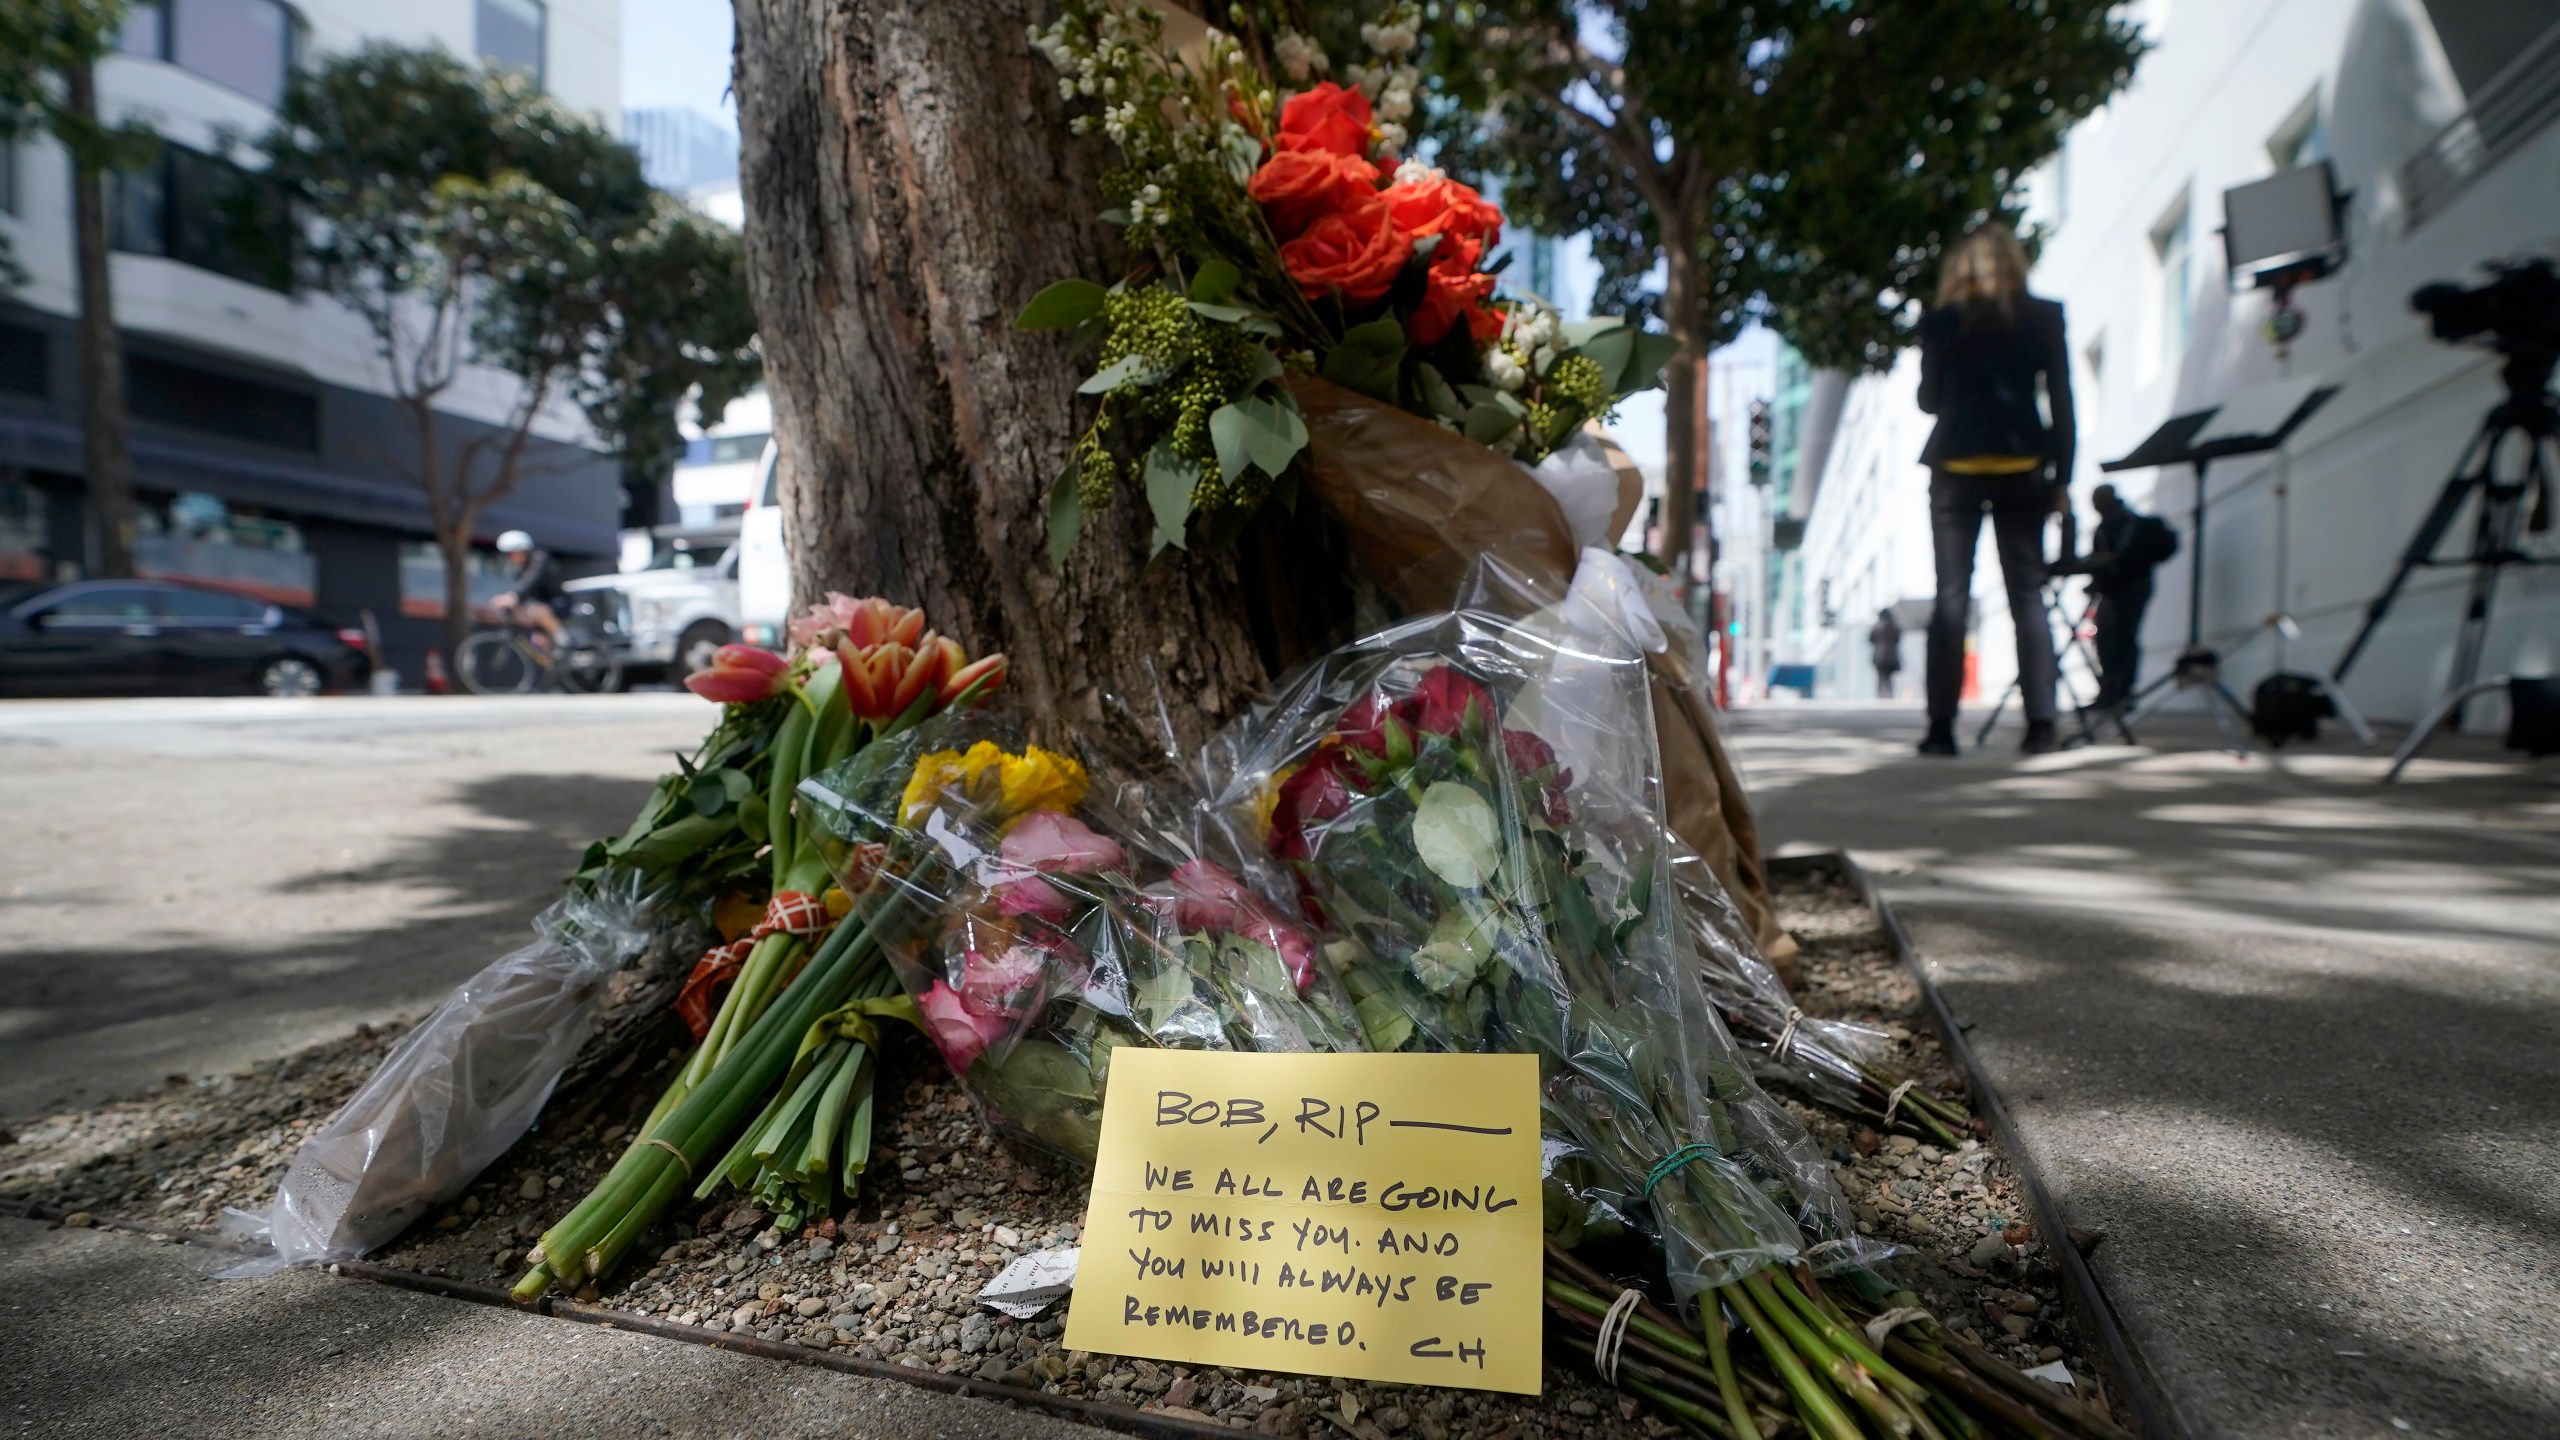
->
[[957, 943, 1048, 1013], [1159, 860, 1319, 995], [916, 980, 1012, 1074], [992, 874, 1074, 924], [999, 811, 1127, 875]]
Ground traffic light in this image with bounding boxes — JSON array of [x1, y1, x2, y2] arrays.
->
[[1747, 400, 1773, 485]]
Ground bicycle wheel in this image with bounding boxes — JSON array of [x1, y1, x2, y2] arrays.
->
[[554, 642, 624, 695], [457, 630, 539, 695]]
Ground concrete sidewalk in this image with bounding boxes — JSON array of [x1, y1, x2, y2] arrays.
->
[[1725, 705, 2560, 1440], [0, 1216, 1101, 1439]]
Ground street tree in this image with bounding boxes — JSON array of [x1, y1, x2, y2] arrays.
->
[[0, 0, 154, 577], [252, 45, 761, 660], [1368, 0, 2142, 588], [732, 0, 1352, 754]]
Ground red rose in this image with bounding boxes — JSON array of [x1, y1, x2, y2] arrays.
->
[[1381, 172, 1504, 248], [1400, 665, 1493, 737], [1249, 148, 1382, 240], [1409, 234, 1501, 346], [1279, 197, 1412, 305], [1271, 745, 1361, 860], [1335, 692, 1393, 755], [1500, 727, 1573, 826], [1275, 81, 1375, 158]]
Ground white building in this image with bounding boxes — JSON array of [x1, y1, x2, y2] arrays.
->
[[0, 0, 624, 679], [1788, 0, 2560, 730]]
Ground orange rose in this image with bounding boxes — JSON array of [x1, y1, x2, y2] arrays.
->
[[1250, 148, 1382, 239], [1409, 234, 1502, 346], [1274, 81, 1375, 159], [1279, 197, 1413, 306], [1381, 172, 1504, 248]]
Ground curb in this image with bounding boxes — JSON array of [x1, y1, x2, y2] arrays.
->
[[1768, 849, 2184, 1440]]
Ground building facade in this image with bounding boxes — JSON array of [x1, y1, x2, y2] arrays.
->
[[1780, 0, 2560, 729], [0, 0, 625, 684]]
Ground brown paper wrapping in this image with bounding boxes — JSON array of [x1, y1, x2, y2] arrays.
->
[[1289, 376, 1797, 975]]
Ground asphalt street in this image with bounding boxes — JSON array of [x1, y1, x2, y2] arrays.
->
[[1725, 703, 2560, 1440], [0, 694, 710, 1121]]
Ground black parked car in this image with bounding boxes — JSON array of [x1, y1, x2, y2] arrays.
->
[[0, 579, 372, 698]]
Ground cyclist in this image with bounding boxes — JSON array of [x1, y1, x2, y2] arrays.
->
[[491, 530, 566, 650]]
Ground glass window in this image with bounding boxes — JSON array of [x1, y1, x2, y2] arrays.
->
[[172, 0, 295, 108], [162, 587, 268, 621], [110, 145, 292, 292], [2153, 197, 2191, 372], [118, 0, 170, 58], [706, 432, 772, 465], [477, 0, 546, 83], [44, 587, 158, 621]]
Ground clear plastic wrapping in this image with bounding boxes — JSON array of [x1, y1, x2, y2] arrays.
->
[[1199, 599, 1879, 1296], [799, 725, 1371, 1168], [208, 874, 663, 1276]]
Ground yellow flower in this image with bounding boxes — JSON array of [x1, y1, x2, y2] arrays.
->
[[897, 741, 1089, 827], [998, 745, 1089, 819], [1252, 763, 1297, 839]]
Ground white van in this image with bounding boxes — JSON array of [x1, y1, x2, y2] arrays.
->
[[735, 438, 791, 648]]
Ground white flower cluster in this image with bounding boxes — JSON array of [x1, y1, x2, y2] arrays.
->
[[1344, 3, 1424, 155], [1030, 0, 1250, 232], [1488, 299, 1564, 392], [1273, 29, 1328, 83]]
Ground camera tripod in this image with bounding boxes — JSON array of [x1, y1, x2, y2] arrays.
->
[[1973, 578, 2135, 750], [2335, 347, 2557, 769]]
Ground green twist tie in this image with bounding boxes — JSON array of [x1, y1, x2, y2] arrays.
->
[[1642, 1141, 1722, 1200]]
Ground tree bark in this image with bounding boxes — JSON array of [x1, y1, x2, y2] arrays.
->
[[63, 63, 134, 580], [732, 0, 1348, 757]]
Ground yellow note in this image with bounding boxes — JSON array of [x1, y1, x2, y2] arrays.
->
[[1063, 1050, 1543, 1395]]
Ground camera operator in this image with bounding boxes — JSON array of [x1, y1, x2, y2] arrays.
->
[[2064, 484, 2177, 710]]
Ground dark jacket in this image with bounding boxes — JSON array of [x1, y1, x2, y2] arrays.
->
[[1916, 295, 2075, 482], [510, 550, 565, 604]]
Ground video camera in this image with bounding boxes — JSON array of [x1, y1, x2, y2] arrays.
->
[[2411, 257, 2560, 370]]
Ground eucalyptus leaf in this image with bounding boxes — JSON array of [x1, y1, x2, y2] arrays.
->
[[1411, 780, 1502, 889], [1187, 300, 1256, 325], [1143, 444, 1196, 553], [1189, 257, 1242, 303], [1416, 362, 1467, 422], [1320, 318, 1406, 400], [1015, 278, 1107, 330], [1463, 401, 1522, 446], [1559, 317, 1624, 349], [1623, 331, 1680, 395], [1046, 457, 1085, 566], [1577, 325, 1637, 395], [1208, 402, 1253, 489], [1079, 354, 1162, 394]]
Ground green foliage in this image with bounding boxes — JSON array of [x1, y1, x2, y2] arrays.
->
[[0, 0, 154, 287], [1358, 0, 2144, 371], [249, 44, 760, 494]]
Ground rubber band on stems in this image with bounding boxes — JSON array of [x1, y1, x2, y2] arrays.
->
[[1768, 1006, 1804, 1063], [1881, 1079, 1917, 1124], [641, 1136, 694, 1179], [1592, 1288, 1645, 1383], [1641, 1141, 1723, 1200]]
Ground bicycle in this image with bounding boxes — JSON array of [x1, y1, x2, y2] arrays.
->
[[456, 616, 623, 695]]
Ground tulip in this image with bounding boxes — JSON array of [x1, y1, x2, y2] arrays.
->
[[788, 592, 927, 653], [838, 634, 957, 724], [683, 644, 789, 704], [941, 651, 1008, 706]]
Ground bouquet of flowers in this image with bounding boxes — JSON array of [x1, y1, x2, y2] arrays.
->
[[1019, 0, 1674, 559], [512, 596, 1007, 1298], [820, 729, 1369, 1166], [1205, 606, 2104, 1440]]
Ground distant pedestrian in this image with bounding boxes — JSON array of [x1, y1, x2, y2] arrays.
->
[[1869, 607, 1903, 699], [1914, 222, 2076, 757], [2076, 483, 2177, 709]]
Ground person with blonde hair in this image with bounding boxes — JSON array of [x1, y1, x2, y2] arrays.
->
[[1913, 221, 2075, 755]]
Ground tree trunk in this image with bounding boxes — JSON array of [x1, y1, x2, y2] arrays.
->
[[64, 63, 134, 580], [1657, 237, 1701, 599], [731, 0, 1350, 757], [440, 524, 472, 669]]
